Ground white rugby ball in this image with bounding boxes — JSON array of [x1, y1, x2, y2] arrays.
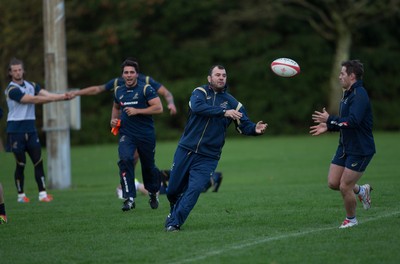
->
[[270, 58, 300, 77]]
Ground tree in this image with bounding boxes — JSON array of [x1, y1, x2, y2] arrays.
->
[[282, 0, 400, 114], [0, 0, 43, 147]]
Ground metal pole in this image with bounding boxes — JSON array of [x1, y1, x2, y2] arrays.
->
[[42, 0, 71, 189]]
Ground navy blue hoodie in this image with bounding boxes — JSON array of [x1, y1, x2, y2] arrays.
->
[[327, 80, 376, 156], [178, 85, 259, 160]]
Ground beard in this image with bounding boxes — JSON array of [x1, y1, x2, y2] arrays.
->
[[210, 80, 225, 91]]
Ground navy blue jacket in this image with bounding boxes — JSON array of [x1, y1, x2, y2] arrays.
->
[[327, 80, 376, 156], [178, 85, 259, 160]]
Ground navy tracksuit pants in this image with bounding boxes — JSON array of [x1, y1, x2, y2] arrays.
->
[[118, 134, 160, 199], [166, 146, 218, 227]]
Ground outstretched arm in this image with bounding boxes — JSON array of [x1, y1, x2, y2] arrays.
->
[[73, 84, 106, 96], [20, 89, 69, 104]]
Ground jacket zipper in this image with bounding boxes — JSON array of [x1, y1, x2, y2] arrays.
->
[[195, 90, 215, 153], [340, 90, 345, 156]]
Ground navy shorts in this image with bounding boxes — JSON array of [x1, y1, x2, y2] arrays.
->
[[331, 148, 374, 172], [6, 132, 41, 153]]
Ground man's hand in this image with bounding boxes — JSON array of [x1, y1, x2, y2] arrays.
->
[[312, 107, 329, 123], [124, 107, 139, 116], [224, 109, 242, 120], [110, 118, 120, 128], [168, 103, 177, 115], [64, 92, 76, 100], [255, 121, 268, 134], [310, 123, 327, 136]]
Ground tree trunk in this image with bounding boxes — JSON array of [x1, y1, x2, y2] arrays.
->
[[327, 19, 351, 115], [43, 0, 71, 189]]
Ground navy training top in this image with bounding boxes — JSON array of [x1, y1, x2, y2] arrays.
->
[[113, 81, 159, 140]]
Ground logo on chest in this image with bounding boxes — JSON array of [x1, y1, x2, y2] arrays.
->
[[220, 101, 228, 109], [119, 92, 139, 106]]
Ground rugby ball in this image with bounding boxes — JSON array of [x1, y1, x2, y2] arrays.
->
[[270, 58, 300, 77]]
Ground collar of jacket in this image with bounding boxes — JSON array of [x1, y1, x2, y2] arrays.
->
[[206, 84, 228, 94], [344, 80, 363, 96]]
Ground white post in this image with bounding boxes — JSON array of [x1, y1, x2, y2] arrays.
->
[[42, 0, 71, 189]]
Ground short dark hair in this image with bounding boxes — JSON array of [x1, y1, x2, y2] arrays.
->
[[208, 65, 225, 76], [8, 57, 24, 79], [341, 60, 364, 80], [121, 58, 139, 73]]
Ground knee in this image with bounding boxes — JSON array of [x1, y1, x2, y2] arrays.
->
[[339, 182, 352, 193], [328, 181, 339, 190], [16, 161, 26, 167], [118, 159, 135, 175], [118, 159, 134, 167], [33, 158, 43, 167]]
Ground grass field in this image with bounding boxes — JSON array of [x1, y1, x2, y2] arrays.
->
[[1, 132, 399, 264]]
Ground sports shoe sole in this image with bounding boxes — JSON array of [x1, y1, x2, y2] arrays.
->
[[339, 220, 358, 229], [165, 225, 180, 232]]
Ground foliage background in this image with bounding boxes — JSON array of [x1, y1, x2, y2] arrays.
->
[[1, 133, 400, 263], [0, 0, 399, 145]]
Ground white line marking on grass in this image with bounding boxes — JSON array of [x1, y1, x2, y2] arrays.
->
[[167, 211, 400, 264]]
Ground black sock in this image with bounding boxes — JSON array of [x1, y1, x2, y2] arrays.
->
[[0, 203, 6, 215]]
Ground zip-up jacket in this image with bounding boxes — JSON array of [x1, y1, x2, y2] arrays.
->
[[327, 80, 376, 156], [178, 85, 259, 160]]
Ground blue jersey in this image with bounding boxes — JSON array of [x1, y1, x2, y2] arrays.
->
[[105, 74, 162, 92], [114, 82, 159, 139], [5, 81, 41, 133], [327, 80, 376, 156], [178, 85, 259, 160]]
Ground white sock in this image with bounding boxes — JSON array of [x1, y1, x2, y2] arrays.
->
[[347, 216, 357, 223], [39, 191, 48, 199]]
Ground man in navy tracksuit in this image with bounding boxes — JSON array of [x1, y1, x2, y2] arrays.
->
[[311, 59, 375, 228], [110, 60, 163, 211], [165, 65, 268, 231]]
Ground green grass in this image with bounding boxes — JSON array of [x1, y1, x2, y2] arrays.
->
[[1, 132, 400, 264]]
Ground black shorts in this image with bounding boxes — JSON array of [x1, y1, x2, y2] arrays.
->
[[6, 132, 41, 153]]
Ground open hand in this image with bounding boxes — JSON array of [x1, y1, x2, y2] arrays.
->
[[310, 123, 327, 136], [312, 107, 329, 123], [255, 121, 268, 134]]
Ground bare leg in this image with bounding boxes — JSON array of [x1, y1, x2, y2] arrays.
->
[[340, 168, 363, 217], [327, 164, 345, 191]]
